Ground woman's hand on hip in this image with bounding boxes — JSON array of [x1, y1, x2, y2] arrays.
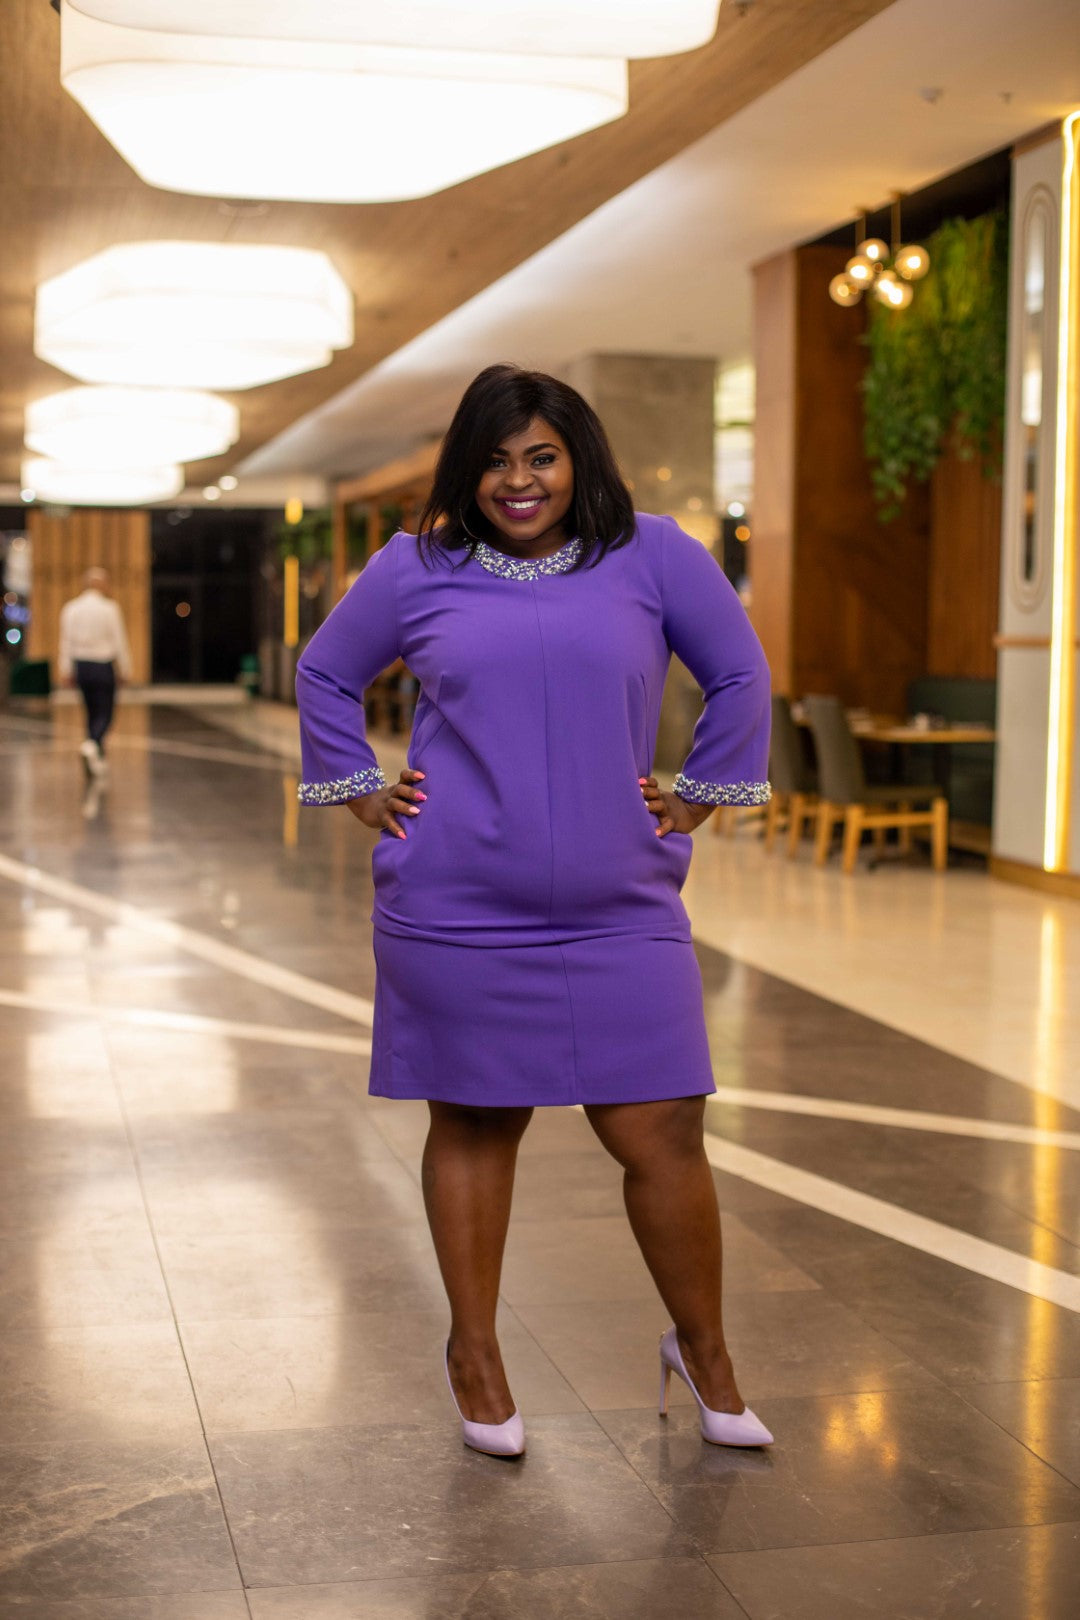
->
[[639, 776, 713, 837], [347, 768, 426, 838]]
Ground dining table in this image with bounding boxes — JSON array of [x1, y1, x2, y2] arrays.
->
[[850, 720, 997, 847]]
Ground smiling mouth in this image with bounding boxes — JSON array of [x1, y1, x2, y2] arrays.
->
[[496, 496, 547, 520]]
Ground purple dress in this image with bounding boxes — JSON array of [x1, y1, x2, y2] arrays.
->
[[296, 514, 770, 1107]]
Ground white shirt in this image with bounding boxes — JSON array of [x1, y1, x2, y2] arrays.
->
[[58, 589, 133, 680]]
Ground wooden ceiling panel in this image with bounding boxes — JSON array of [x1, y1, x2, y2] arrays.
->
[[0, 0, 898, 485]]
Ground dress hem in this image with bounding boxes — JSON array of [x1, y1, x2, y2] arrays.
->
[[367, 1075, 717, 1107]]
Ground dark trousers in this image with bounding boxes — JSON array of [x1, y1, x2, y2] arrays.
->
[[74, 660, 116, 749]]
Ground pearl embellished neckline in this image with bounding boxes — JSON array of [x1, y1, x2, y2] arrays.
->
[[472, 536, 582, 581]]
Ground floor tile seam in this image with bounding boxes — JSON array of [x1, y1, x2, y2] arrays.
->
[[692, 1509, 1080, 1561], [203, 1406, 632, 1451], [951, 1372, 1080, 1389], [237, 1553, 734, 1602], [587, 1408, 751, 1553], [496, 1297, 599, 1411], [175, 1304, 526, 1334], [560, 1407, 708, 1552], [706, 1519, 1080, 1563], [946, 1386, 1080, 1493], [991, 1196, 1080, 1264], [109, 1079, 258, 1606]]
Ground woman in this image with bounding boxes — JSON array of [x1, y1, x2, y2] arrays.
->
[[296, 364, 773, 1458]]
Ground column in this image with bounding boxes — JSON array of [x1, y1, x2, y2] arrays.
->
[[992, 118, 1080, 888], [568, 352, 718, 769]]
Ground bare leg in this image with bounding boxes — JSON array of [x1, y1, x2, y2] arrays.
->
[[584, 1095, 744, 1413], [422, 1101, 532, 1424]]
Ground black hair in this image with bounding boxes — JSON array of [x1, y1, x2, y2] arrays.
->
[[417, 363, 635, 569]]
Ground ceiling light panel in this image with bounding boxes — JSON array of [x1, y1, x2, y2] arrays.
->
[[68, 1, 722, 60], [26, 386, 239, 467], [22, 456, 184, 506], [60, 3, 628, 202], [35, 242, 353, 390]]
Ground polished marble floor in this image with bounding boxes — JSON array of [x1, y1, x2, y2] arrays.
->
[[1, 700, 1078, 1619]]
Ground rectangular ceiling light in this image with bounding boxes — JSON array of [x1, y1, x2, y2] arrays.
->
[[60, 2, 629, 203], [69, 1, 723, 60]]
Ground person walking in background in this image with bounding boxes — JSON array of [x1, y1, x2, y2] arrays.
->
[[296, 364, 774, 1461], [58, 566, 132, 778]]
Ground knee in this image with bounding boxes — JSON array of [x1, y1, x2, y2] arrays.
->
[[429, 1102, 532, 1143], [593, 1096, 706, 1175], [648, 1097, 707, 1162]]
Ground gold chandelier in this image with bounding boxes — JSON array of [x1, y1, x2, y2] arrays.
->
[[829, 194, 930, 311]]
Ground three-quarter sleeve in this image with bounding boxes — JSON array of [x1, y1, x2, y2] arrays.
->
[[659, 518, 771, 807], [295, 538, 402, 805]]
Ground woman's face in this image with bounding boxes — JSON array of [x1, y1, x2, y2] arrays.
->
[[474, 417, 574, 553]]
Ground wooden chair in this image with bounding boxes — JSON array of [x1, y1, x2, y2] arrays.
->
[[803, 695, 948, 873], [765, 694, 818, 855]]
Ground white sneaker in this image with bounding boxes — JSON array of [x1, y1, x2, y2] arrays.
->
[[79, 739, 104, 776]]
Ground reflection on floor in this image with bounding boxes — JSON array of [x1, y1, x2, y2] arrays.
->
[[1, 701, 1078, 1620]]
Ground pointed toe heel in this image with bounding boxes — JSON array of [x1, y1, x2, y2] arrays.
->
[[659, 1327, 773, 1448], [445, 1345, 526, 1458]]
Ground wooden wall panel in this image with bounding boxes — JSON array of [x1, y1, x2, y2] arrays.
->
[[793, 244, 931, 715], [26, 507, 151, 682], [928, 441, 1002, 679], [752, 243, 930, 715]]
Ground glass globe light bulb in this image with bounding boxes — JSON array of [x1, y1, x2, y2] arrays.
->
[[845, 253, 877, 286], [829, 273, 862, 307], [874, 270, 913, 309], [857, 237, 889, 264], [895, 243, 930, 281]]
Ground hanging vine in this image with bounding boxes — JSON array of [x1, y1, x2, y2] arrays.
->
[[862, 210, 1008, 519]]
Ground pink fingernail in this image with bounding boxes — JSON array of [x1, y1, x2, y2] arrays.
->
[[415, 792, 427, 801]]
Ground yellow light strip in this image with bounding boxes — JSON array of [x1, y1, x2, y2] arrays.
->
[[283, 553, 300, 649], [1044, 111, 1080, 871]]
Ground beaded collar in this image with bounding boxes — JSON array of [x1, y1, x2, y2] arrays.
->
[[472, 536, 582, 581]]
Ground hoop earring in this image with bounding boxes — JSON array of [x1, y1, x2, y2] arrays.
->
[[460, 508, 485, 543]]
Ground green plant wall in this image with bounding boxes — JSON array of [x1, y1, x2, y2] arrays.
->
[[862, 210, 1009, 519]]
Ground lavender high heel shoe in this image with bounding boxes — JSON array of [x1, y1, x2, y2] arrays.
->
[[445, 1345, 526, 1458], [659, 1327, 773, 1447]]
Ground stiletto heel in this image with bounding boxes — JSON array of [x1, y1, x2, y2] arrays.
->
[[658, 1327, 773, 1448], [444, 1344, 526, 1458]]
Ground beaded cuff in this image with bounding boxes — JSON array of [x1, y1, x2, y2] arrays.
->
[[297, 766, 387, 806], [472, 537, 582, 581], [673, 774, 772, 807]]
